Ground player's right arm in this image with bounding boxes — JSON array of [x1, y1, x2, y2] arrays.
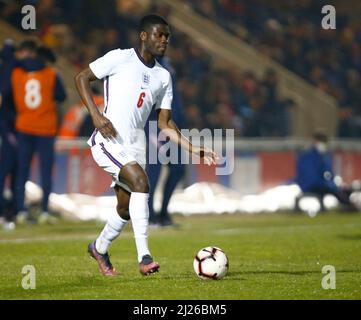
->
[[75, 67, 116, 139]]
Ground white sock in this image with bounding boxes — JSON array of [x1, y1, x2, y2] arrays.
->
[[95, 210, 129, 254], [129, 192, 151, 263]]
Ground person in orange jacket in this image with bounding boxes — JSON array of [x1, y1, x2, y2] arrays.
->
[[11, 41, 66, 224]]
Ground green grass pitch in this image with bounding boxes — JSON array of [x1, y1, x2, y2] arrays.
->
[[0, 212, 360, 300]]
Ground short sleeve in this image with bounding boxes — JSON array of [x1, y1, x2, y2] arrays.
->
[[89, 49, 128, 80], [156, 72, 173, 110]]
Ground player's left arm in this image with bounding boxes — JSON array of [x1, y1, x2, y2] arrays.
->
[[157, 109, 218, 166]]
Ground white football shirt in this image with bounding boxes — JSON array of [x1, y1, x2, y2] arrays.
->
[[88, 48, 173, 151]]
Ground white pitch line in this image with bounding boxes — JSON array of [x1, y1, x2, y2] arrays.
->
[[0, 232, 133, 244], [213, 223, 361, 235], [0, 234, 97, 244]]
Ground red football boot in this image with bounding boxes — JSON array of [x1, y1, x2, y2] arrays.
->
[[87, 241, 118, 277], [139, 254, 160, 276]]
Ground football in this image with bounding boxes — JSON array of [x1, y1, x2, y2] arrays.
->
[[193, 246, 229, 280]]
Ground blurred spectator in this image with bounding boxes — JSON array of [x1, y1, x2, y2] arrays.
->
[[257, 69, 292, 136], [11, 41, 66, 225], [98, 28, 121, 56], [0, 39, 19, 230], [0, 40, 55, 229], [294, 132, 358, 212]]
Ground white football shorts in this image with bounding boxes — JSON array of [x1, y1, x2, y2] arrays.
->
[[90, 139, 146, 192]]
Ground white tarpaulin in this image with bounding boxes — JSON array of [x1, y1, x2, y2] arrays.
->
[[21, 181, 360, 222]]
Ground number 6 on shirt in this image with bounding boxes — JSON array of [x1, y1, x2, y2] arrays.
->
[[137, 92, 146, 108]]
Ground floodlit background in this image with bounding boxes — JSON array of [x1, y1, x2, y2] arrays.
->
[[1, 0, 361, 301], [1, 0, 361, 219]]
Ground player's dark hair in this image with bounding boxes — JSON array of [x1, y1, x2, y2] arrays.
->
[[139, 14, 168, 33], [17, 39, 38, 52], [313, 131, 328, 143], [37, 46, 57, 64]]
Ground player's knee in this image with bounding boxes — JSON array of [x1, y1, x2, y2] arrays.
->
[[130, 176, 149, 193], [116, 204, 130, 220]]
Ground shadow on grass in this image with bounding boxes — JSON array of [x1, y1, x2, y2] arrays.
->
[[338, 234, 361, 240], [226, 269, 361, 280]]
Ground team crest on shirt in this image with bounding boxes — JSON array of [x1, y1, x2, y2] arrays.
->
[[142, 72, 150, 86]]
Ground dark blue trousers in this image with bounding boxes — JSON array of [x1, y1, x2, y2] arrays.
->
[[0, 126, 17, 219], [16, 132, 55, 213], [147, 158, 185, 220]]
